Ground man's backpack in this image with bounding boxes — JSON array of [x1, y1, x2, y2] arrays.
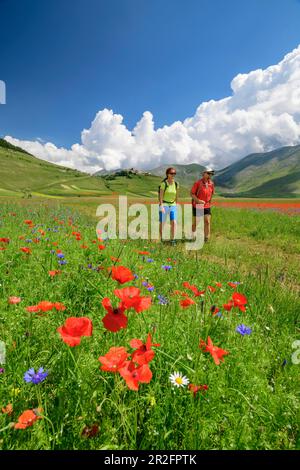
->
[[158, 178, 178, 204]]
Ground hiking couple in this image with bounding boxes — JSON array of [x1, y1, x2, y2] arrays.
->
[[158, 166, 215, 243]]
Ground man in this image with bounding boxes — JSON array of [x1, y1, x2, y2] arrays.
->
[[190, 168, 215, 242]]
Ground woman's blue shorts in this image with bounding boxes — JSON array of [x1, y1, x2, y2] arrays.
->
[[159, 205, 177, 223]]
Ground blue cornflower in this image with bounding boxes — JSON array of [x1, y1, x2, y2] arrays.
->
[[133, 274, 139, 279], [24, 367, 48, 384], [146, 258, 154, 263], [162, 265, 172, 271], [50, 250, 56, 254], [57, 253, 65, 259], [142, 281, 148, 287], [58, 260, 67, 265], [158, 294, 168, 305], [87, 263, 93, 269], [236, 324, 252, 336], [147, 285, 155, 292], [25, 239, 32, 243]]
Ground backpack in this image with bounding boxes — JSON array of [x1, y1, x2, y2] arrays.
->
[[158, 178, 178, 204]]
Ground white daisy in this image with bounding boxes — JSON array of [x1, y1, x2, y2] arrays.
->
[[169, 371, 189, 388]]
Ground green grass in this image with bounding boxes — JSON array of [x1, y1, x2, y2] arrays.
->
[[0, 200, 299, 450]]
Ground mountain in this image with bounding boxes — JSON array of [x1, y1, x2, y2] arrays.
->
[[149, 163, 205, 188], [1, 137, 299, 198], [215, 145, 300, 197]]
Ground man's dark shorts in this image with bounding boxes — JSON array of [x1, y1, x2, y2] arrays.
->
[[192, 207, 211, 217]]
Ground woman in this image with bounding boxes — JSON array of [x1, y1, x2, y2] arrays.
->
[[159, 167, 179, 243], [190, 168, 215, 242]]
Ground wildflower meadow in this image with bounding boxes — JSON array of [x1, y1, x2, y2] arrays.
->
[[0, 201, 299, 450]]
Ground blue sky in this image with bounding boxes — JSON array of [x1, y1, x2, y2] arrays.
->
[[1, 0, 300, 171], [1, 0, 300, 144]]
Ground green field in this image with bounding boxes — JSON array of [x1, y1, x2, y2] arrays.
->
[[0, 198, 299, 450]]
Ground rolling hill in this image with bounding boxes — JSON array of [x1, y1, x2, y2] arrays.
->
[[0, 139, 176, 198], [215, 145, 300, 197]]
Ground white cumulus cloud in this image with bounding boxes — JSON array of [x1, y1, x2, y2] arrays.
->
[[5, 44, 300, 172]]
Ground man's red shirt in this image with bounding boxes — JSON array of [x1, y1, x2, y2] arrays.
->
[[191, 178, 215, 209]]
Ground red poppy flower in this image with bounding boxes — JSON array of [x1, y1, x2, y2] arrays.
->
[[223, 300, 234, 311], [138, 251, 150, 255], [207, 286, 216, 293], [111, 266, 134, 284], [110, 256, 121, 262], [102, 297, 128, 332], [98, 244, 105, 250], [20, 247, 31, 254], [81, 424, 99, 438], [130, 333, 160, 365], [180, 298, 196, 308], [98, 346, 129, 372], [215, 282, 222, 288], [210, 305, 220, 316], [2, 403, 13, 415], [228, 282, 238, 289], [118, 361, 152, 391], [8, 296, 21, 304], [188, 384, 209, 397], [199, 336, 229, 365], [0, 237, 10, 243], [114, 287, 151, 313], [14, 408, 42, 429], [49, 270, 62, 277], [52, 302, 66, 311], [183, 282, 205, 297], [57, 317, 93, 346], [0, 247, 6, 251], [37, 301, 56, 312], [80, 244, 89, 249], [24, 220, 33, 225], [232, 292, 248, 312], [26, 305, 40, 313]]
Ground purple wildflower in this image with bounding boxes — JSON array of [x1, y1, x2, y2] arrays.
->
[[58, 260, 67, 265], [24, 367, 48, 384], [158, 294, 168, 305], [236, 324, 252, 336], [0, 368, 4, 374], [57, 253, 65, 259], [162, 265, 172, 271]]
